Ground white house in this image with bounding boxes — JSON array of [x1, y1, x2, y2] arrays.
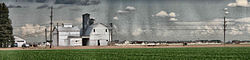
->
[[14, 36, 26, 47], [84, 23, 111, 46]]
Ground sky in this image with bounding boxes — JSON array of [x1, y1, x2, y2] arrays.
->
[[1, 0, 250, 42]]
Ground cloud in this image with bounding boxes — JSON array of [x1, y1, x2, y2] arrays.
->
[[7, 5, 25, 8], [190, 17, 250, 35], [20, 24, 47, 37], [234, 17, 250, 23], [75, 17, 82, 22], [116, 6, 136, 14], [54, 0, 100, 6], [153, 11, 178, 21], [125, 6, 136, 11], [117, 10, 129, 14], [36, 0, 48, 3], [36, 4, 70, 9], [132, 28, 143, 36], [36, 4, 49, 9], [228, 0, 250, 7], [70, 8, 82, 11], [169, 12, 176, 17], [229, 29, 243, 35], [155, 11, 168, 17], [56, 5, 69, 9], [113, 16, 119, 20], [169, 18, 178, 21]]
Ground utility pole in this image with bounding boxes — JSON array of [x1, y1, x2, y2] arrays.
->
[[223, 8, 229, 46], [45, 29, 47, 43], [49, 6, 53, 48], [223, 16, 226, 46], [56, 23, 59, 46]]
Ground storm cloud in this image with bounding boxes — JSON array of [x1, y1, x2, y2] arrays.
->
[[54, 0, 100, 6]]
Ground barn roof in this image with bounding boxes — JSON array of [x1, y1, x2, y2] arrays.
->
[[57, 25, 80, 32], [14, 36, 26, 41], [83, 23, 110, 36]]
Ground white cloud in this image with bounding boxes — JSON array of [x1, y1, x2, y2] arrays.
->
[[228, 3, 237, 7], [169, 18, 178, 21], [234, 17, 250, 22], [132, 28, 143, 36], [125, 6, 136, 11], [169, 12, 176, 17], [155, 11, 168, 17], [113, 16, 119, 20], [75, 17, 82, 22], [116, 6, 136, 14], [20, 24, 47, 37], [247, 27, 250, 34], [229, 29, 244, 35], [189, 17, 250, 35], [117, 10, 129, 14], [228, 0, 250, 7]]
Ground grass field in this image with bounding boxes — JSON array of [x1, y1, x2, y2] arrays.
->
[[0, 47, 250, 60]]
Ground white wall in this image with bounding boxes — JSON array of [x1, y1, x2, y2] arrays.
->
[[89, 24, 110, 46], [58, 32, 80, 46], [53, 29, 80, 46], [69, 38, 82, 46]]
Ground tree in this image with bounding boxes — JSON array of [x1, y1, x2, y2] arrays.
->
[[0, 3, 14, 48]]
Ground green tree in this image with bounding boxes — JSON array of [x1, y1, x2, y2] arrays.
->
[[0, 3, 14, 48]]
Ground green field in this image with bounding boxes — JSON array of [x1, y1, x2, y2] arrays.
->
[[0, 47, 250, 60]]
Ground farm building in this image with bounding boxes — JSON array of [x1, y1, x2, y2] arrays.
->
[[14, 36, 26, 47], [82, 23, 111, 46], [81, 13, 111, 46], [52, 13, 112, 46], [52, 23, 81, 46]]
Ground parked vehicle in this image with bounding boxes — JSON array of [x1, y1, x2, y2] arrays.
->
[[22, 44, 30, 48], [11, 43, 18, 47]]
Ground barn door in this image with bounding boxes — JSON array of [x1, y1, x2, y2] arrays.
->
[[97, 40, 100, 46]]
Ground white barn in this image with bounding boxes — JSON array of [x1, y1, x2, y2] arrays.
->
[[83, 23, 111, 46]]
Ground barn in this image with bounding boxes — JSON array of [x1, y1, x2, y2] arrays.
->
[[52, 13, 111, 46], [83, 23, 111, 46], [81, 13, 111, 46]]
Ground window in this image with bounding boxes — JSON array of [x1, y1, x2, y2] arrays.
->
[[17, 41, 24, 42], [105, 29, 107, 32], [93, 29, 95, 32]]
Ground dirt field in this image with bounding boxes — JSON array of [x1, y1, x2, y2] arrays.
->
[[1, 44, 250, 50]]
